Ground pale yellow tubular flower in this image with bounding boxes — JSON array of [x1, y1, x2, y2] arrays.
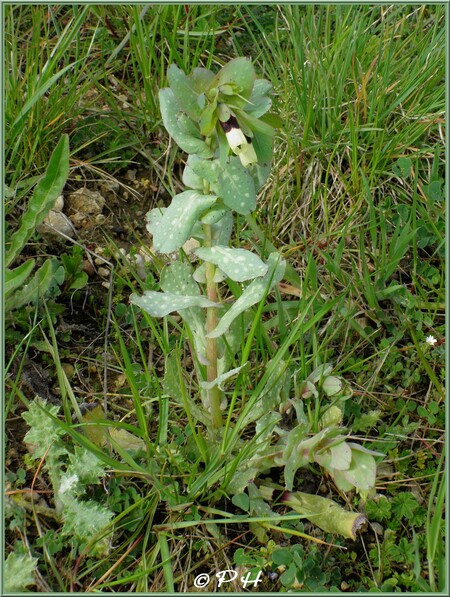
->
[[238, 142, 257, 167], [225, 127, 258, 167], [225, 127, 248, 153]]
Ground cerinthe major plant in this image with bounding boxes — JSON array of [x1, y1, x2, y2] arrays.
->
[[132, 58, 284, 430], [132, 57, 381, 540]]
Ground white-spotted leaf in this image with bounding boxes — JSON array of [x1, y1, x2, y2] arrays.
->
[[160, 262, 209, 363], [159, 88, 212, 157], [212, 57, 255, 99], [188, 67, 215, 93], [200, 205, 230, 226], [200, 364, 247, 391], [187, 155, 221, 189], [194, 246, 268, 282], [207, 252, 285, 338], [167, 64, 202, 120], [148, 190, 217, 254], [245, 78, 273, 117], [217, 156, 256, 214], [160, 261, 199, 296], [130, 290, 219, 318], [193, 263, 226, 284]]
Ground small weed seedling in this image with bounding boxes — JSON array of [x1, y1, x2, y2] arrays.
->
[[132, 58, 381, 539]]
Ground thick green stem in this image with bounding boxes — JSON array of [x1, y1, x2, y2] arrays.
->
[[203, 222, 223, 428]]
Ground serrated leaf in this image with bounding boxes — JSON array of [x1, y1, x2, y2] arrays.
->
[[148, 190, 217, 253], [159, 88, 212, 157], [4, 552, 38, 593], [59, 492, 113, 555], [194, 246, 268, 282], [5, 258, 63, 311], [6, 135, 69, 267], [131, 290, 219, 318], [217, 156, 256, 214], [207, 252, 285, 338], [67, 446, 107, 486], [167, 64, 202, 120], [22, 399, 64, 459]]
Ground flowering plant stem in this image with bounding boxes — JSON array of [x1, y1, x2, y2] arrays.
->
[[203, 220, 223, 428]]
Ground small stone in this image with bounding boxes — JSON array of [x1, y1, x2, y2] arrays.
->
[[125, 169, 137, 181], [98, 267, 110, 277], [95, 214, 106, 225], [66, 187, 106, 215], [66, 187, 106, 229], [53, 195, 64, 212], [82, 259, 95, 277], [37, 210, 75, 238], [182, 238, 200, 258]]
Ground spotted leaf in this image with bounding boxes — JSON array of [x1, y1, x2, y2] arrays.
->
[[207, 252, 285, 338], [159, 88, 212, 157], [130, 290, 219, 318], [167, 64, 202, 120], [194, 246, 267, 282], [217, 156, 256, 214], [147, 190, 217, 254]]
